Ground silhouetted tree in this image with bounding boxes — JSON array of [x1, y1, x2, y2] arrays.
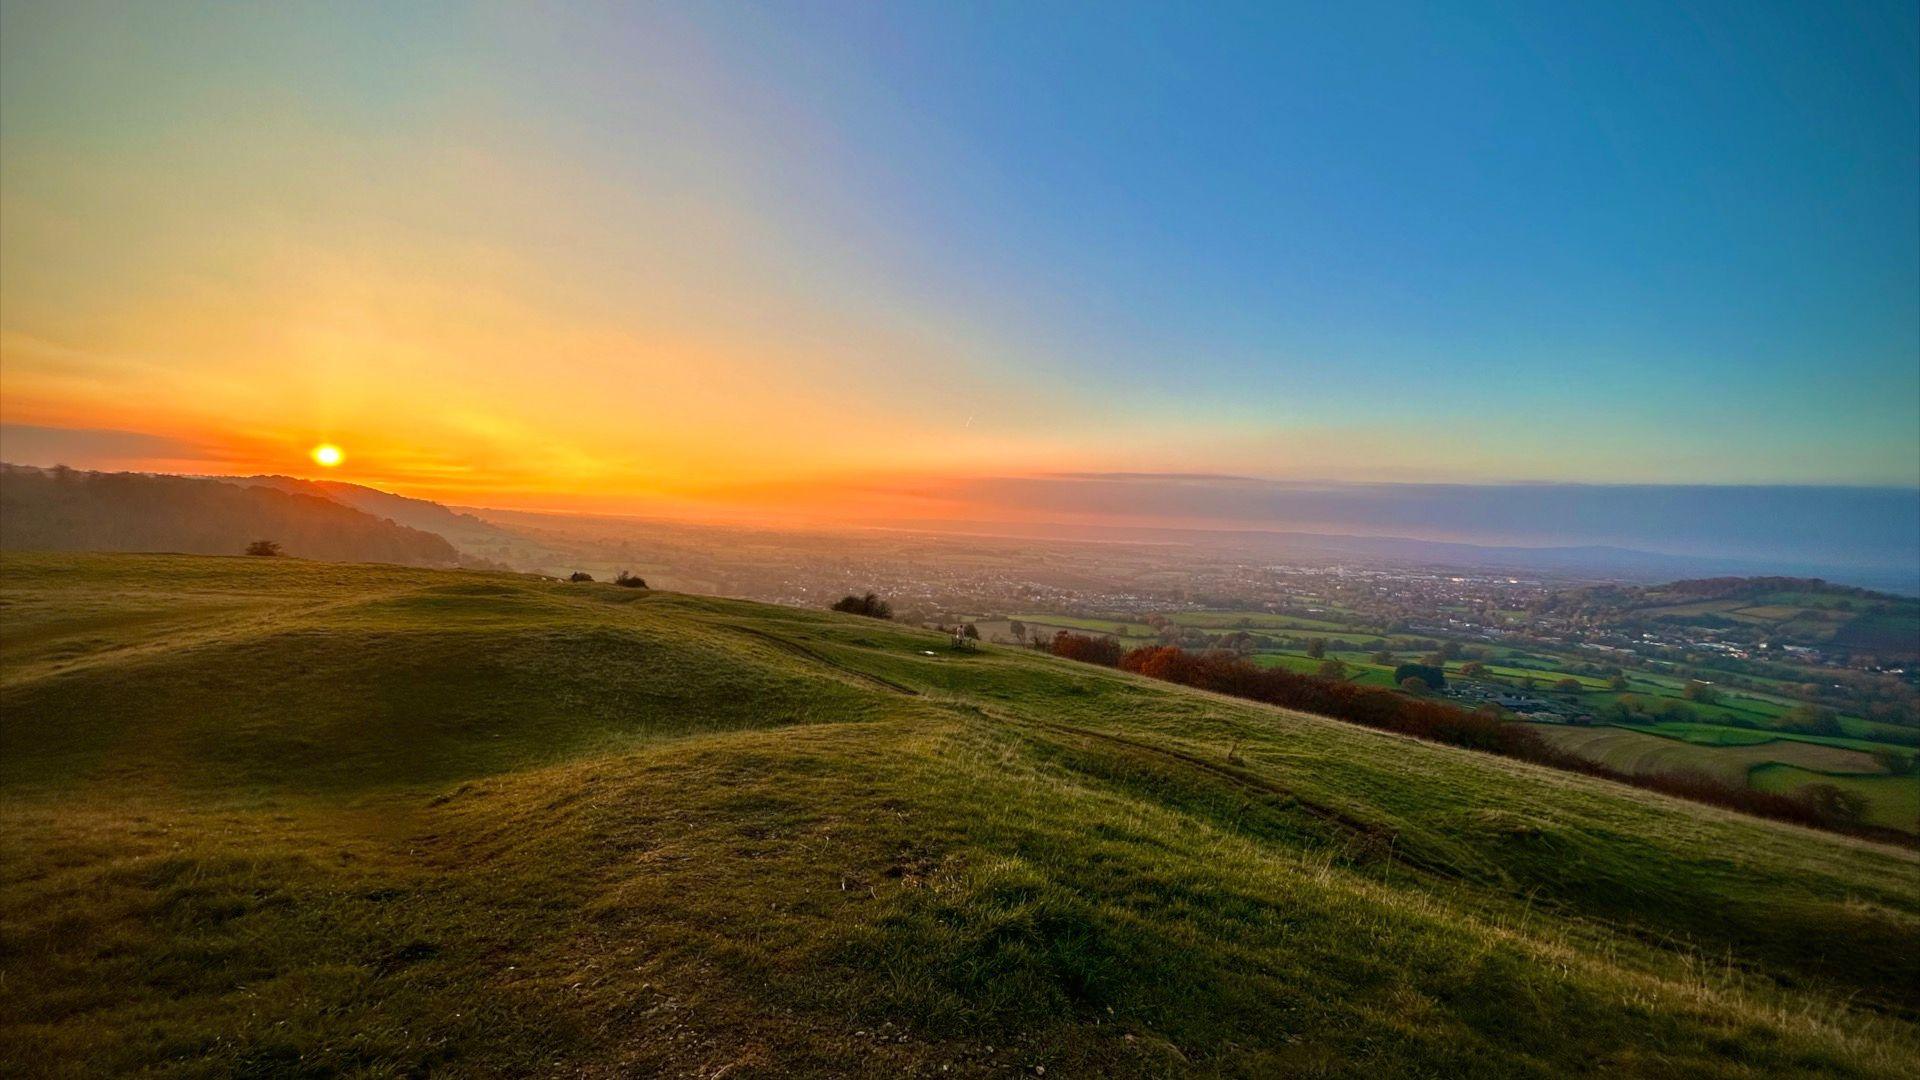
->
[[568, 571, 594, 582], [614, 571, 648, 588], [245, 539, 283, 557]]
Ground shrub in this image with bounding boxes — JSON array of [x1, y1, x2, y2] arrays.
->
[[1871, 748, 1915, 776], [1050, 631, 1123, 666], [244, 539, 283, 557], [831, 592, 892, 620], [1393, 663, 1446, 690], [1797, 783, 1869, 826], [614, 571, 648, 588], [568, 571, 595, 583], [1782, 704, 1844, 737]]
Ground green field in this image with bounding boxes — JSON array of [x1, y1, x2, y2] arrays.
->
[[1525, 723, 1916, 834], [4, 554, 1919, 1077], [1524, 724, 1892, 784], [1752, 766, 1920, 834]]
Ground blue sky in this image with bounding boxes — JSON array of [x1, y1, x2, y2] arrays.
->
[[656, 0, 1920, 481]]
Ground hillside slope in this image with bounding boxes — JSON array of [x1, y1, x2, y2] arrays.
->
[[1, 553, 1916, 1078], [228, 474, 553, 568], [0, 466, 463, 566]]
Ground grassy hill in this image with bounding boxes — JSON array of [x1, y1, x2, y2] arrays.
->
[[2, 553, 1917, 1077]]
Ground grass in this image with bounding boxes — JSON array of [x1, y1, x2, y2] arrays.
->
[[3, 553, 1919, 1077]]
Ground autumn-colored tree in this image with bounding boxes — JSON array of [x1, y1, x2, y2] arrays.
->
[[1050, 631, 1123, 666]]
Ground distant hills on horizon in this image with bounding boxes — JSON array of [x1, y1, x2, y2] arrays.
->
[[0, 464, 464, 567], [2, 463, 1915, 597]]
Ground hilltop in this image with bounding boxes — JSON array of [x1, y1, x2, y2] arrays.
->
[[2, 553, 1917, 1077]]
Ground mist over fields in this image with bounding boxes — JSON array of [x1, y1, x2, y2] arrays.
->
[[859, 474, 1920, 594]]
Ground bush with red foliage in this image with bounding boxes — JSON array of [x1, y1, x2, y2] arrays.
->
[[1049, 631, 1124, 667]]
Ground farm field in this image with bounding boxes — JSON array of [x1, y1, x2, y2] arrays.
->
[[1752, 766, 1920, 833], [1526, 723, 1916, 834], [1524, 724, 1892, 782], [3, 553, 1918, 1076]]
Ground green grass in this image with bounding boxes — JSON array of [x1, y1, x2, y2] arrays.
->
[[1629, 720, 1906, 755], [4, 553, 1919, 1077], [1251, 650, 1400, 688]]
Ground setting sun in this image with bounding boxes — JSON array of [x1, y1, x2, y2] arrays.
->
[[310, 444, 344, 468]]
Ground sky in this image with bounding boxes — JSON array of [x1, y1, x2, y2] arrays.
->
[[2, 1, 1917, 526]]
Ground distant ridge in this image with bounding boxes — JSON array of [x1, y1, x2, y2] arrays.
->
[[0, 464, 463, 566], [227, 474, 534, 565]]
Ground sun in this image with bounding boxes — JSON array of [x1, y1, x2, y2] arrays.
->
[[310, 443, 345, 468]]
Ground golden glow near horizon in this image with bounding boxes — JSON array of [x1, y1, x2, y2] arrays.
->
[[310, 444, 344, 468], [3, 2, 1911, 522]]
